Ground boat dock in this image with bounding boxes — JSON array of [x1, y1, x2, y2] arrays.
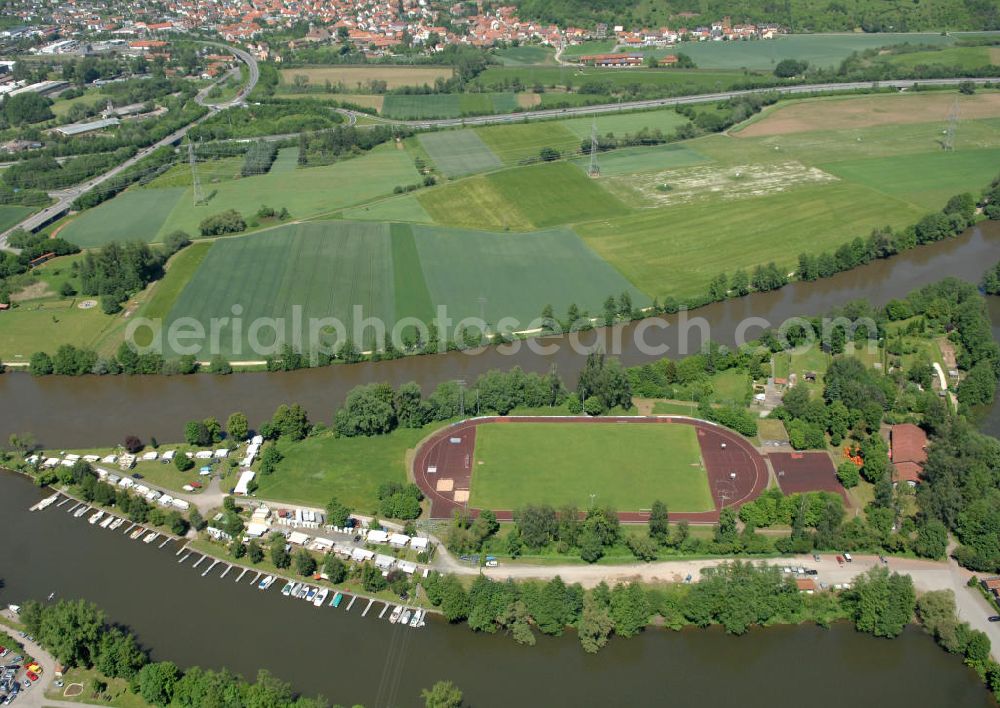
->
[[56, 497, 71, 508], [179, 553, 191, 564], [158, 537, 171, 549], [235, 568, 249, 583], [251, 572, 262, 585], [219, 564, 233, 579], [362, 599, 375, 616], [346, 595, 357, 611], [202, 559, 220, 577], [192, 555, 207, 569], [68, 503, 83, 514], [378, 603, 389, 619]]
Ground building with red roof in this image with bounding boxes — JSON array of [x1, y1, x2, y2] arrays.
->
[[890, 423, 928, 486]]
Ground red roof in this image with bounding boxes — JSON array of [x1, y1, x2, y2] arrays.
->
[[891, 423, 927, 484], [796, 578, 817, 592]]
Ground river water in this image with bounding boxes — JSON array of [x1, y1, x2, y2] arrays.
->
[[4, 221, 1000, 449], [0, 471, 993, 707]]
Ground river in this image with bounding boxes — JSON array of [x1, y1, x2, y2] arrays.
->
[[0, 471, 994, 707], [3, 221, 1000, 449]]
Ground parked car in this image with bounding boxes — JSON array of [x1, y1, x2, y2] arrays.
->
[[836, 556, 844, 565], [988, 616, 1000, 622], [0, 648, 7, 658], [813, 554, 821, 562], [25, 664, 39, 675], [843, 552, 853, 562], [806, 569, 819, 576], [24, 672, 37, 684], [485, 560, 498, 567]]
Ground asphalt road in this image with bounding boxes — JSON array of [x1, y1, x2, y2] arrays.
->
[[0, 42, 259, 251]]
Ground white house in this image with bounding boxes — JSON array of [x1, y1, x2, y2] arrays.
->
[[233, 470, 255, 496]]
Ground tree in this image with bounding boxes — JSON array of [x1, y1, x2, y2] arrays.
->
[[774, 59, 807, 77], [123, 436, 143, 454], [325, 497, 351, 527], [323, 554, 347, 583], [648, 500, 669, 544], [421, 681, 464, 708], [184, 420, 211, 447], [226, 412, 249, 442], [609, 582, 651, 638], [247, 539, 264, 563], [294, 548, 317, 576], [174, 454, 194, 472], [269, 535, 290, 569], [578, 593, 614, 653], [837, 461, 860, 489], [539, 146, 560, 161], [847, 567, 915, 638], [913, 519, 948, 559], [136, 661, 180, 706], [958, 81, 976, 95]]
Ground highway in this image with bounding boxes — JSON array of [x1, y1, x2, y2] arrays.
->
[[0, 42, 259, 251]]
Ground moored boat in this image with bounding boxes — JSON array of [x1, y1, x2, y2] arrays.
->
[[130, 527, 145, 539], [313, 589, 329, 607], [400, 609, 412, 625], [281, 582, 294, 596], [305, 586, 318, 602], [332, 592, 344, 608], [389, 605, 403, 624], [99, 515, 114, 529], [259, 575, 275, 590]]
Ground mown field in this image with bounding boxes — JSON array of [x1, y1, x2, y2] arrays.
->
[[60, 188, 186, 247], [0, 205, 34, 233], [493, 45, 556, 65], [470, 422, 713, 512], [417, 130, 502, 177], [279, 65, 453, 90], [880, 45, 998, 70], [382, 93, 519, 119], [477, 65, 769, 93]]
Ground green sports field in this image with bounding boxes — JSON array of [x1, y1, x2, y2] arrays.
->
[[469, 422, 713, 512], [418, 130, 502, 177]]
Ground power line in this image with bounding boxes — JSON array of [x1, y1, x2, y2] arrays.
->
[[189, 141, 203, 206], [943, 97, 959, 151], [588, 118, 600, 178]]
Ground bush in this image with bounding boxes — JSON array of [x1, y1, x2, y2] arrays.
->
[[837, 461, 860, 488], [199, 209, 246, 236]]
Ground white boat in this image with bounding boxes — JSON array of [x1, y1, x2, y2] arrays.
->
[[88, 510, 105, 525], [400, 609, 412, 625], [313, 588, 329, 607], [109, 517, 125, 530], [389, 605, 403, 624], [258, 575, 275, 590], [73, 506, 88, 518], [305, 586, 317, 602], [281, 582, 294, 596], [409, 609, 423, 628], [130, 527, 145, 540], [99, 516, 114, 529], [297, 585, 310, 599], [288, 582, 301, 597], [143, 532, 159, 544]]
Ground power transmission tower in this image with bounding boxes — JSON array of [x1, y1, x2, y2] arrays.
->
[[943, 98, 959, 151], [189, 142, 203, 206], [588, 119, 600, 178]]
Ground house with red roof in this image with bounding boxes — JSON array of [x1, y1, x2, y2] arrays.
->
[[890, 423, 928, 486]]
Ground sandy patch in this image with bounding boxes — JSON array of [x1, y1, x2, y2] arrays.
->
[[436, 478, 454, 492], [516, 92, 542, 108], [340, 94, 384, 112], [63, 683, 84, 697], [10, 280, 53, 302], [607, 161, 837, 206], [737, 92, 1000, 138], [453, 489, 470, 503], [78, 299, 98, 309]]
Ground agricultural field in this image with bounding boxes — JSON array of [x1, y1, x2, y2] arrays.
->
[[493, 45, 556, 65], [417, 130, 502, 177], [736, 91, 1000, 138], [341, 193, 433, 223], [570, 143, 707, 177], [59, 188, 186, 247], [381, 93, 518, 119], [162, 222, 395, 357], [476, 121, 581, 165], [279, 66, 453, 90], [418, 161, 630, 229], [648, 32, 958, 70], [408, 224, 650, 327], [576, 180, 926, 300], [880, 45, 998, 70], [0, 205, 34, 233], [561, 40, 617, 59], [142, 157, 245, 189], [469, 422, 713, 512], [477, 65, 770, 94]]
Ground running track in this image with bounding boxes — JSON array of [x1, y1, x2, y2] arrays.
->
[[411, 416, 769, 524]]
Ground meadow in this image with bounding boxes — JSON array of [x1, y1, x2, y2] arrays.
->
[[381, 93, 518, 119], [469, 422, 713, 512], [417, 130, 502, 177], [477, 65, 770, 94], [651, 32, 958, 70], [880, 45, 997, 70], [60, 188, 186, 247], [419, 161, 630, 230], [279, 66, 453, 90], [0, 205, 34, 233], [492, 45, 556, 65]]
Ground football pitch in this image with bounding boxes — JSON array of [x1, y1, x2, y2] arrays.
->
[[469, 422, 713, 512]]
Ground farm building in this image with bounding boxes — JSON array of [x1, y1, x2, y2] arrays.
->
[[577, 53, 644, 68], [890, 424, 927, 486]]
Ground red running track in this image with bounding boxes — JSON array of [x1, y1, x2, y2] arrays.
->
[[411, 416, 769, 524]]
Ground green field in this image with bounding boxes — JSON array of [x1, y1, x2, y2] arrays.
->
[[561, 40, 617, 59], [341, 192, 433, 223], [419, 161, 629, 230], [163, 222, 395, 356], [571, 143, 708, 176], [478, 66, 766, 93], [137, 242, 213, 323], [60, 188, 185, 247], [470, 422, 713, 512], [409, 224, 649, 326], [576, 180, 925, 300], [255, 427, 435, 510], [476, 122, 581, 165], [652, 32, 958, 70], [0, 205, 33, 233], [382, 93, 518, 119], [493, 45, 556, 65], [880, 45, 996, 70], [417, 129, 502, 177]]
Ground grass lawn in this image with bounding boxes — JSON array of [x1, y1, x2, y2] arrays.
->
[[144, 157, 244, 189], [136, 241, 213, 323], [709, 369, 751, 404], [420, 161, 629, 230], [493, 45, 555, 65], [46, 667, 145, 707], [417, 129, 502, 177], [651, 400, 699, 415], [340, 192, 433, 223], [882, 45, 995, 70], [256, 426, 437, 511], [155, 144, 420, 237], [409, 224, 649, 326], [757, 419, 788, 441], [0, 204, 34, 232], [0, 297, 118, 361], [559, 108, 690, 140], [561, 40, 617, 59], [59, 188, 186, 247], [476, 121, 581, 165], [470, 422, 712, 512], [571, 143, 707, 177], [163, 222, 395, 357], [820, 148, 1000, 209], [575, 180, 925, 300], [279, 65, 453, 90]]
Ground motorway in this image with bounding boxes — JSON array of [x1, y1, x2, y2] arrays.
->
[[0, 42, 259, 251]]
